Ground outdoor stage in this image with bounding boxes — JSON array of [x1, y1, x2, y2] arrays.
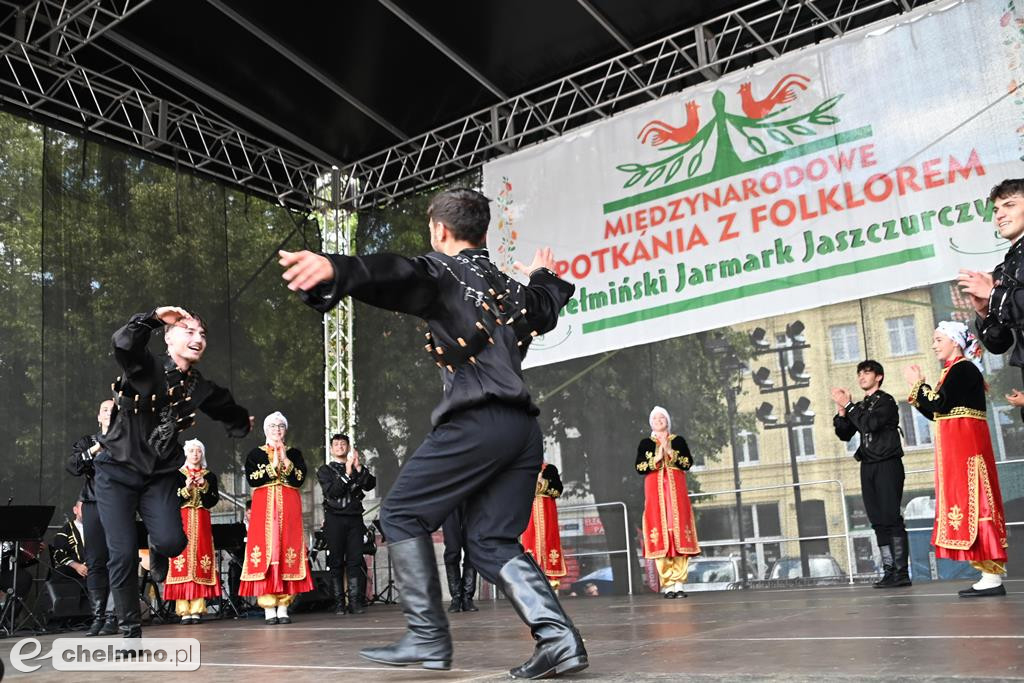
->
[[3, 580, 1023, 681]]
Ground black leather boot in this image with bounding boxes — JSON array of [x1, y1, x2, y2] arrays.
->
[[331, 576, 347, 615], [873, 545, 896, 588], [86, 589, 107, 636], [890, 533, 912, 587], [99, 611, 118, 636], [461, 566, 479, 612], [112, 585, 142, 655], [149, 543, 169, 584], [498, 553, 588, 679], [359, 536, 452, 670], [445, 563, 463, 613], [348, 574, 367, 614]]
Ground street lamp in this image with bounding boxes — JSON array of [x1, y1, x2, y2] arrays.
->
[[750, 320, 814, 578]]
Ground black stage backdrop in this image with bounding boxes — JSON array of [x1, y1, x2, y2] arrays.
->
[[0, 111, 325, 525]]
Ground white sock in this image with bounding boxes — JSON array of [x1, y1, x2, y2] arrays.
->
[[264, 607, 276, 620], [973, 572, 1003, 590], [675, 582, 686, 593], [276, 604, 289, 618]]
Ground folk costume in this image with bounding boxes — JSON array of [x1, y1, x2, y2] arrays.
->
[[833, 385, 910, 588], [95, 310, 250, 641], [297, 225, 585, 677], [521, 463, 567, 588], [317, 453, 376, 614], [239, 413, 313, 622], [636, 406, 699, 598], [909, 322, 1008, 597], [163, 440, 221, 623], [66, 431, 117, 635]]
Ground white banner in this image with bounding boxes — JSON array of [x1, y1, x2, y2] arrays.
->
[[484, 0, 1024, 368]]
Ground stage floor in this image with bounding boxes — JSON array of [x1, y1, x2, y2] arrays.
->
[[3, 579, 1023, 681]]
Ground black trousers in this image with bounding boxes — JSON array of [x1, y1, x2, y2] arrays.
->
[[324, 513, 365, 579], [94, 461, 187, 591], [380, 402, 542, 582], [441, 504, 470, 570], [81, 501, 110, 593], [861, 457, 906, 546]]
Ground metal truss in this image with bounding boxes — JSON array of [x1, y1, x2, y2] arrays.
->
[[340, 0, 933, 209], [0, 0, 331, 211], [320, 169, 356, 460]]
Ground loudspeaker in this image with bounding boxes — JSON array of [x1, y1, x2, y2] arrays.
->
[[291, 570, 333, 612], [39, 580, 90, 620]]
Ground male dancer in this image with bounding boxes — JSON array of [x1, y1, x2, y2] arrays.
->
[[94, 307, 251, 642], [66, 399, 118, 635], [832, 361, 910, 588], [959, 179, 1024, 416], [317, 433, 376, 615], [280, 188, 586, 679]]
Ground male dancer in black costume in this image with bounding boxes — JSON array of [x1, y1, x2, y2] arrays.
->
[[94, 307, 251, 643], [279, 188, 587, 679], [66, 400, 118, 636]]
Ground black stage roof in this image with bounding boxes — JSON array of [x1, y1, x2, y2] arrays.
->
[[0, 0, 927, 209]]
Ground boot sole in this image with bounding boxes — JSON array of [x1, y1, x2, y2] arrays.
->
[[359, 652, 451, 670], [512, 655, 590, 679]]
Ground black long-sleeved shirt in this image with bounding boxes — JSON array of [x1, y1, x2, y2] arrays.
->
[[66, 433, 102, 502], [317, 461, 376, 516], [299, 248, 574, 425], [833, 390, 903, 464], [99, 311, 251, 476], [976, 238, 1024, 368]]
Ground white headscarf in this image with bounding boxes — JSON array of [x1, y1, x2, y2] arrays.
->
[[649, 405, 672, 433], [183, 439, 207, 468], [263, 411, 289, 440], [935, 321, 983, 369]]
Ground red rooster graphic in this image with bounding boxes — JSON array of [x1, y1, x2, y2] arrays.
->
[[738, 73, 810, 120], [637, 101, 700, 147]]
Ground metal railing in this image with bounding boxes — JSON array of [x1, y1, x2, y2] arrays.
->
[[556, 501, 633, 596], [689, 478, 856, 585]]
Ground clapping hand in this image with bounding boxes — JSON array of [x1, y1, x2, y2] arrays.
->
[[903, 364, 924, 387]]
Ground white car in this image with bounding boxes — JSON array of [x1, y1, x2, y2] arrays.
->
[[682, 556, 742, 592]]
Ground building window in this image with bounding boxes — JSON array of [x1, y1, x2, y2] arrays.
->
[[829, 324, 861, 363], [775, 333, 804, 368], [736, 430, 759, 465], [886, 316, 918, 356], [792, 425, 815, 458], [898, 402, 932, 447]]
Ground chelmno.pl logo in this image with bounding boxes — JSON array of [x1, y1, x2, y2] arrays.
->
[[9, 637, 200, 672]]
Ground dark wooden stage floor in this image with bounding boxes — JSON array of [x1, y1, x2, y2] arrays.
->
[[3, 579, 1023, 681]]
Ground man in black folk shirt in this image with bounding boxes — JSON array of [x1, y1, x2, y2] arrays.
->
[[66, 399, 118, 636], [280, 189, 587, 679], [317, 433, 376, 615], [832, 360, 911, 588], [95, 307, 252, 642]]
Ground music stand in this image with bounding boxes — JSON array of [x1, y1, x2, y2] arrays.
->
[[0, 505, 55, 636], [369, 520, 397, 605], [211, 523, 248, 619]]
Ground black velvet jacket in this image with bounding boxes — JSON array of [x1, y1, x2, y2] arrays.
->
[[300, 248, 575, 425], [635, 436, 692, 473], [908, 358, 987, 421], [536, 463, 563, 498], [317, 461, 376, 516], [245, 447, 307, 489], [99, 311, 251, 476], [833, 390, 903, 464], [175, 468, 220, 509]]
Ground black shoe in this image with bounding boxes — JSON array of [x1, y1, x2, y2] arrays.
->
[[278, 616, 292, 624], [889, 534, 913, 587], [873, 544, 897, 588], [86, 589, 108, 637], [149, 544, 169, 584], [359, 536, 452, 670], [461, 566, 479, 612], [958, 584, 1007, 598], [98, 614, 119, 636], [348, 575, 367, 615], [331, 576, 347, 615], [265, 617, 279, 625], [498, 553, 588, 680], [663, 591, 676, 599], [445, 563, 463, 613]]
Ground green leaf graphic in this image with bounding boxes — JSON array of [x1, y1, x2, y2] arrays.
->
[[645, 165, 667, 186], [666, 156, 685, 181], [687, 152, 703, 177], [787, 124, 815, 135], [747, 136, 767, 154], [768, 129, 792, 144]]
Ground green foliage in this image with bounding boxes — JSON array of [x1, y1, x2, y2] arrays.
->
[[0, 112, 324, 514]]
